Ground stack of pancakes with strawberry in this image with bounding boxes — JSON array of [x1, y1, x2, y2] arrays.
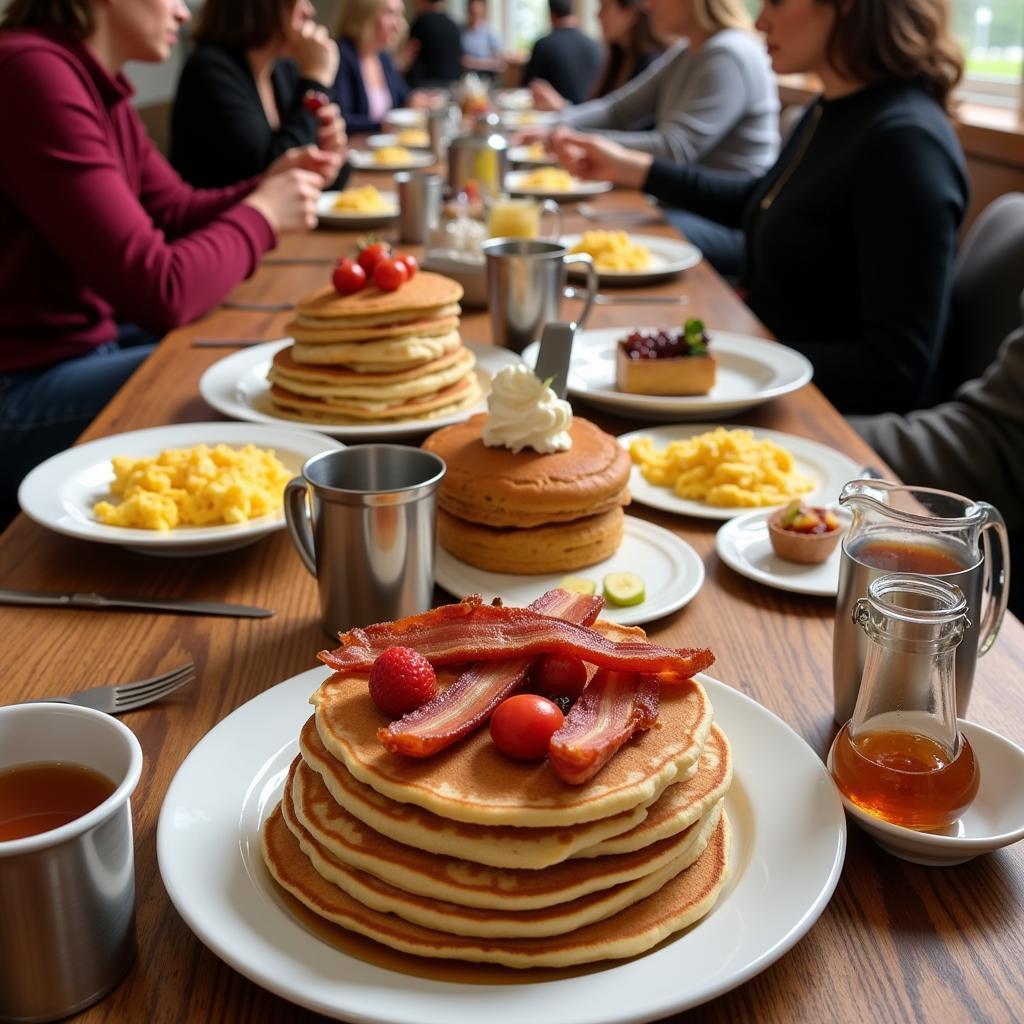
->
[[268, 272, 482, 424], [261, 592, 730, 968], [421, 366, 632, 573]]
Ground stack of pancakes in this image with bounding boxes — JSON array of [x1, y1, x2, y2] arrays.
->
[[268, 272, 482, 424], [262, 621, 733, 968], [421, 413, 632, 573]]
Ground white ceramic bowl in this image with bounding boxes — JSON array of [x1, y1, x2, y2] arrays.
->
[[826, 719, 1024, 866]]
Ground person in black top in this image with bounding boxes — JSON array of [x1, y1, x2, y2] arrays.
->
[[403, 0, 463, 89], [171, 0, 347, 189], [523, 0, 603, 106], [549, 0, 968, 416]]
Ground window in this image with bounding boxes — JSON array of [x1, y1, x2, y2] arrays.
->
[[953, 0, 1024, 108]]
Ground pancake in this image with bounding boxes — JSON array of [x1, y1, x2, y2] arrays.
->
[[263, 802, 731, 967], [422, 414, 632, 528], [289, 314, 461, 348], [436, 505, 625, 574], [291, 328, 462, 367], [268, 372, 482, 421], [291, 752, 721, 912], [283, 769, 723, 938], [296, 274, 464, 322], [299, 716, 648, 869], [312, 621, 714, 828], [573, 724, 732, 858]]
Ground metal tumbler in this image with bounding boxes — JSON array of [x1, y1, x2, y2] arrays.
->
[[395, 171, 443, 244], [284, 445, 446, 636]]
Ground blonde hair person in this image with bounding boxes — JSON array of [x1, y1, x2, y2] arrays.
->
[[690, 0, 753, 32], [336, 0, 395, 46]]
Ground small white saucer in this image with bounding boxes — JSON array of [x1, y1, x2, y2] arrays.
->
[[826, 720, 1024, 866]]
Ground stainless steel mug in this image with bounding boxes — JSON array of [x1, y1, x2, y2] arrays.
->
[[482, 238, 598, 353], [284, 445, 446, 636], [0, 703, 143, 1022], [395, 171, 443, 244]]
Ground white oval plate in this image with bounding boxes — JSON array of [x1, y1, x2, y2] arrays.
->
[[158, 667, 845, 1024], [505, 170, 613, 202], [317, 190, 398, 230], [17, 422, 341, 556], [367, 133, 431, 151], [382, 108, 426, 129], [560, 234, 701, 285], [716, 508, 851, 597], [348, 150, 437, 173], [436, 516, 704, 627], [498, 109, 558, 130], [522, 328, 814, 421], [508, 144, 558, 166], [617, 424, 862, 521], [495, 88, 533, 110], [199, 341, 520, 442], [827, 720, 1024, 866]]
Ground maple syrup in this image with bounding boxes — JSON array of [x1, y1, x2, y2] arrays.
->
[[0, 761, 116, 841], [831, 723, 979, 830]]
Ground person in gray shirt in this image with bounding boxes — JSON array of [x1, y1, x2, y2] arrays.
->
[[850, 292, 1024, 615]]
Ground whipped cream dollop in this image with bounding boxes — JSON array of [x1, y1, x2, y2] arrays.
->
[[482, 365, 573, 453]]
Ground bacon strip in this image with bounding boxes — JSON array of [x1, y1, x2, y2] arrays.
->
[[378, 589, 604, 757], [318, 597, 714, 679], [548, 670, 660, 785]]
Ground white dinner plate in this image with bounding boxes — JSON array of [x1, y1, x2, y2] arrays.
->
[[199, 341, 520, 442], [435, 515, 704, 627], [317, 190, 398, 230], [17, 422, 341, 556], [560, 234, 702, 285], [522, 328, 814, 421], [157, 668, 846, 1024], [495, 88, 533, 110], [505, 170, 613, 203], [382, 108, 426, 129], [498, 109, 559, 129], [507, 144, 558, 166], [617, 424, 862, 521], [367, 133, 431, 151], [348, 150, 437, 173], [716, 507, 852, 597]]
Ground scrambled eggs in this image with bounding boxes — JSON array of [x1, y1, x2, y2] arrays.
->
[[396, 128, 430, 147], [374, 145, 413, 166], [569, 230, 652, 271], [332, 185, 391, 212], [94, 444, 292, 530], [518, 167, 577, 191], [628, 428, 815, 507], [526, 141, 549, 159]]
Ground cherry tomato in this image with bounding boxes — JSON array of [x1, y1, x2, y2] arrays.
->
[[302, 89, 329, 114], [331, 257, 366, 295], [357, 241, 391, 276], [373, 256, 410, 292], [489, 694, 564, 761], [395, 252, 418, 279], [530, 653, 587, 700]]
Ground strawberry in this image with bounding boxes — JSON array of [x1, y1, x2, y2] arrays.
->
[[368, 646, 437, 717]]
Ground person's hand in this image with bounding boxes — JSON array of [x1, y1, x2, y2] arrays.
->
[[244, 167, 323, 233], [529, 79, 566, 112], [289, 20, 339, 86], [266, 144, 342, 188], [548, 127, 653, 188], [394, 38, 420, 74], [408, 88, 443, 110], [513, 127, 550, 146], [316, 104, 348, 162]]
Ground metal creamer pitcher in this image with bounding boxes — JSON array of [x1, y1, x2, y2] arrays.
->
[[832, 479, 1010, 725], [448, 113, 508, 198]]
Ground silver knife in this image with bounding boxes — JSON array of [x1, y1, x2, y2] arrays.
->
[[533, 321, 575, 400], [0, 589, 274, 618]]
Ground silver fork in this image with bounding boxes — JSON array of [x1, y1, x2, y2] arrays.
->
[[28, 662, 195, 715]]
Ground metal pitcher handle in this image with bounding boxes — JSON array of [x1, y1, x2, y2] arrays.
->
[[284, 477, 317, 576], [562, 252, 597, 331], [977, 501, 1011, 655]]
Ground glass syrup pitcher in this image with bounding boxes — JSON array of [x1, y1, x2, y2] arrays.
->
[[833, 480, 1010, 726]]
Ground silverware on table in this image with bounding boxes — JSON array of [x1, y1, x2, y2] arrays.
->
[[563, 287, 689, 306], [0, 588, 274, 617], [220, 300, 295, 312], [191, 338, 275, 348], [25, 662, 195, 715]]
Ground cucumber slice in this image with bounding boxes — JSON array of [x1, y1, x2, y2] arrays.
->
[[602, 572, 645, 607], [559, 575, 597, 596]]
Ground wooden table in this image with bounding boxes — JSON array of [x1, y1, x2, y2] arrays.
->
[[2, 180, 1022, 1024]]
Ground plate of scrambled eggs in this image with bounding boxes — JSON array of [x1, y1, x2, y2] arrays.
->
[[616, 424, 861, 521], [563, 232, 701, 284], [17, 423, 342, 555], [505, 169, 613, 201], [508, 143, 558, 167], [348, 148, 436, 172], [317, 187, 398, 229]]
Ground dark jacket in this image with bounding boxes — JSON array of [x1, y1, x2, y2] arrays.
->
[[523, 26, 602, 105], [332, 36, 410, 135], [406, 10, 463, 88]]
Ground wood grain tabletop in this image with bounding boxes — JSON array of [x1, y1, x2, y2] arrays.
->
[[1, 168, 1021, 1024]]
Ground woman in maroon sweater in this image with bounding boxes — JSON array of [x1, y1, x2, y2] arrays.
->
[[0, 0, 341, 522]]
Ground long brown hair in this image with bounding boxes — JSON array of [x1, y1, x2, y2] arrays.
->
[[191, 0, 290, 49], [0, 0, 93, 34], [819, 0, 963, 110], [592, 0, 663, 100]]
